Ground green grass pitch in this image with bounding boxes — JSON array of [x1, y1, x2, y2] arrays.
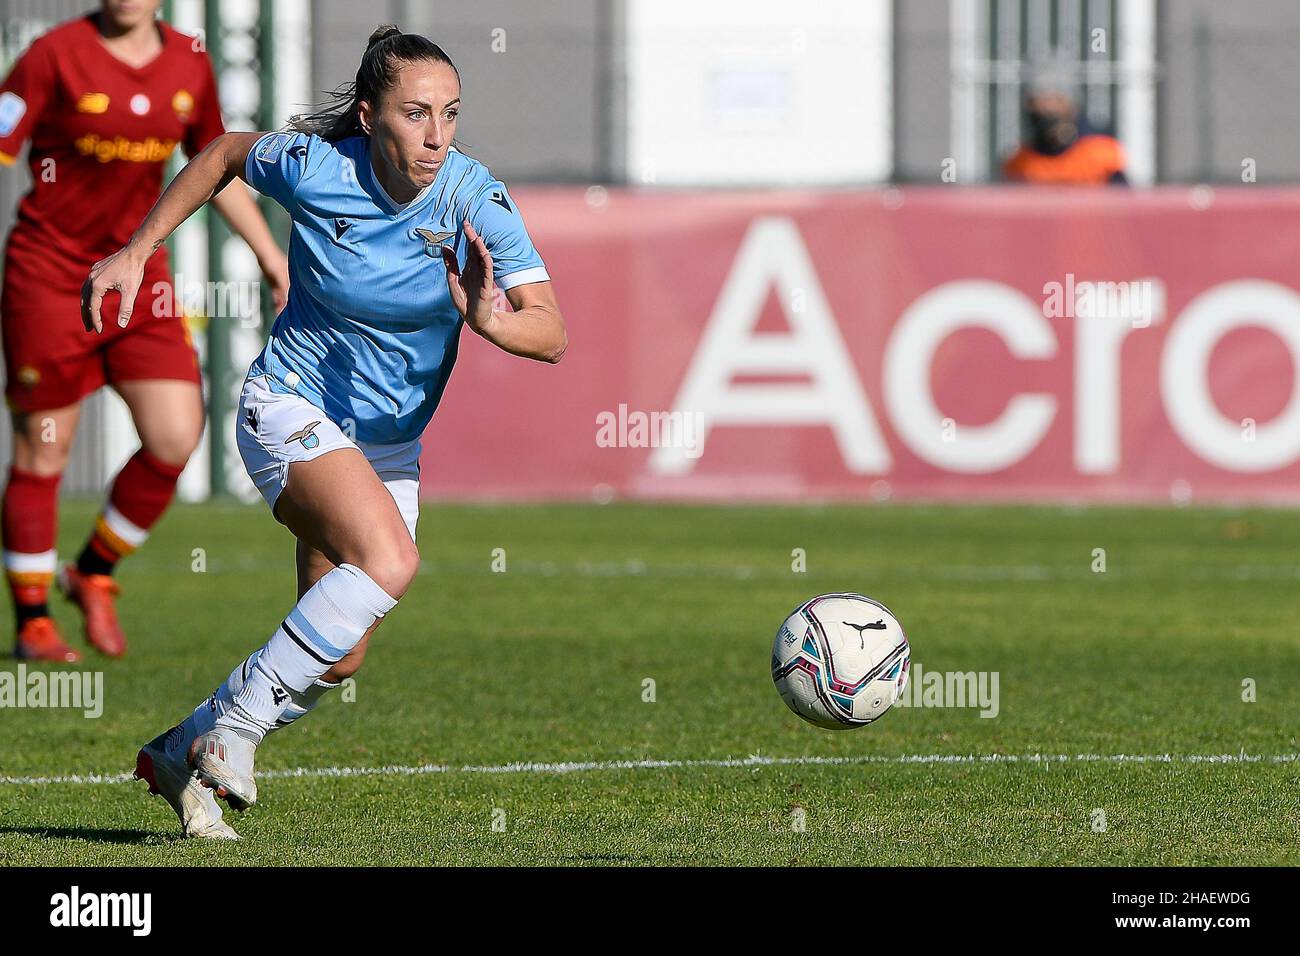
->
[[1, 499, 1297, 866]]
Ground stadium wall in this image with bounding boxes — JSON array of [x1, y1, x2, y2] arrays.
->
[[420, 185, 1300, 505]]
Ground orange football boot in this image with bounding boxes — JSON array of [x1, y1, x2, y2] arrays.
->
[[14, 616, 80, 662], [58, 564, 127, 658]]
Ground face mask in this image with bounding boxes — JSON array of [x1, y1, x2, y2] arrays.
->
[[1028, 112, 1077, 154]]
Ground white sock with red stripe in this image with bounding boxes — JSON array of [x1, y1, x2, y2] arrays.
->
[[218, 564, 396, 741]]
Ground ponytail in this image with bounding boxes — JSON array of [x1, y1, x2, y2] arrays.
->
[[290, 25, 459, 142]]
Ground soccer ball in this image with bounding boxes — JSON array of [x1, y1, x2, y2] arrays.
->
[[771, 592, 910, 730]]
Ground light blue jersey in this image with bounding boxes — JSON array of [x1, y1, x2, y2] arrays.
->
[[242, 131, 549, 444]]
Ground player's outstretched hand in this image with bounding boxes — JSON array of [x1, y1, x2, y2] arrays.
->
[[441, 219, 495, 333], [81, 245, 148, 334], [261, 252, 291, 315]]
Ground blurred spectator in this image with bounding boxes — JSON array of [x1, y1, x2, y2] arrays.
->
[[1003, 84, 1128, 185]]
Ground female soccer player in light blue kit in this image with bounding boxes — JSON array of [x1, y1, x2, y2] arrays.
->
[[82, 26, 566, 838]]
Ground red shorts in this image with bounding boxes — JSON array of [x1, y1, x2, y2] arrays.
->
[[2, 252, 201, 413]]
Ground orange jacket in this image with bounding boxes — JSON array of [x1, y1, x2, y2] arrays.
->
[[1003, 134, 1127, 185]]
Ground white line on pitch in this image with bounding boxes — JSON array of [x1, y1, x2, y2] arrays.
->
[[1, 752, 1297, 787]]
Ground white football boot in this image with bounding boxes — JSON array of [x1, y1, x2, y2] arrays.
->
[[189, 724, 259, 811], [135, 725, 240, 839]]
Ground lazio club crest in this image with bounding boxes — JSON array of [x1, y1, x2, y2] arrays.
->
[[286, 421, 321, 450], [414, 228, 455, 258]]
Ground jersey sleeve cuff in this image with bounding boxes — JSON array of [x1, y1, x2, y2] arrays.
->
[[496, 266, 550, 290], [243, 135, 261, 187], [244, 130, 282, 190]]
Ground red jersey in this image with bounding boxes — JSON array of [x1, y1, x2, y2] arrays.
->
[[0, 14, 225, 289]]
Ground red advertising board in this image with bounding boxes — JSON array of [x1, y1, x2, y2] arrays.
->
[[420, 186, 1300, 503]]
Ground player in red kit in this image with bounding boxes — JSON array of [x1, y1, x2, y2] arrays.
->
[[0, 1, 288, 661]]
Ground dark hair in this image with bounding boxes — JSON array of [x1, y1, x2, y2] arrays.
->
[[290, 25, 459, 142]]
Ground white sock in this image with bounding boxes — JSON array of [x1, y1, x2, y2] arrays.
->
[[215, 564, 395, 741], [182, 650, 341, 743]]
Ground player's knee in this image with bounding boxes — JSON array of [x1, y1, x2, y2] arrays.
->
[[356, 539, 420, 598], [17, 447, 71, 476], [11, 426, 73, 476], [142, 425, 201, 468], [388, 541, 421, 595]]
